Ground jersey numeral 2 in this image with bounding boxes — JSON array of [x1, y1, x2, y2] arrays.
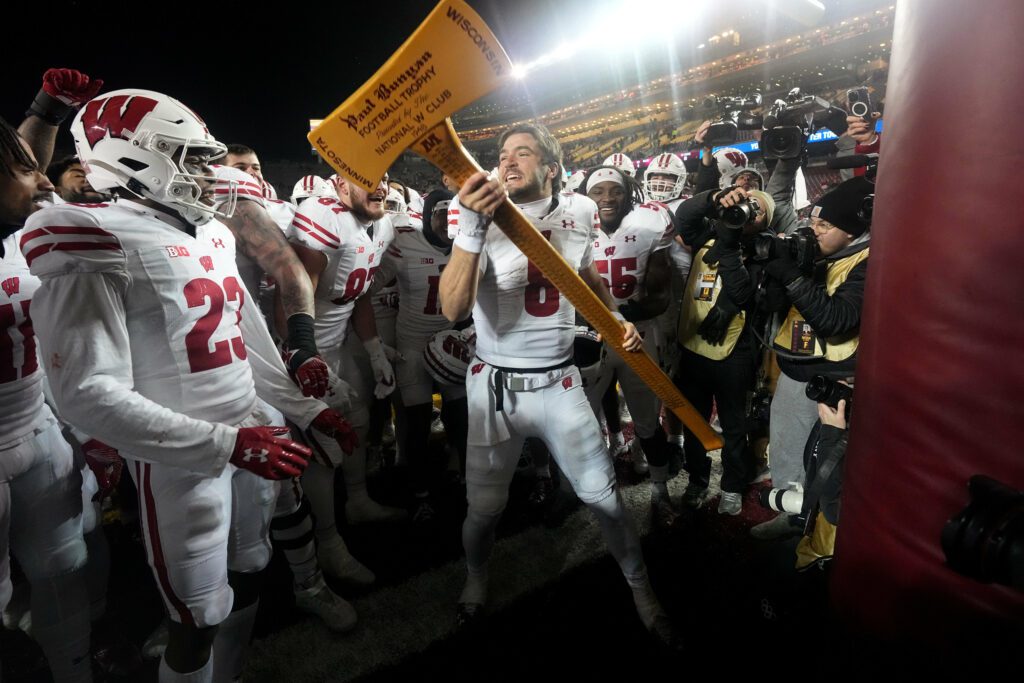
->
[[184, 276, 247, 373]]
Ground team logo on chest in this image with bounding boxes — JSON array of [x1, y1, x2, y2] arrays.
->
[[604, 246, 616, 257], [199, 255, 215, 273], [623, 235, 637, 243], [560, 219, 575, 230], [1, 277, 19, 297]]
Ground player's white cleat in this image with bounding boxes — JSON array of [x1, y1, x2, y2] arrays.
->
[[317, 536, 376, 586]]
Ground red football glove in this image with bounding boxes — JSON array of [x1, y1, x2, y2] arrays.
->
[[284, 349, 330, 399], [27, 68, 104, 125], [309, 408, 359, 458], [230, 426, 310, 480], [42, 68, 104, 107], [82, 439, 122, 501]]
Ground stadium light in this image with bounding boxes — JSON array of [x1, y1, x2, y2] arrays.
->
[[509, 0, 709, 80]]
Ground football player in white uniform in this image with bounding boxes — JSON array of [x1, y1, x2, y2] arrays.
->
[[0, 117, 94, 683], [288, 172, 407, 524], [643, 152, 694, 469], [47, 155, 108, 204], [209, 165, 370, 629], [583, 166, 677, 528], [440, 124, 674, 644], [376, 189, 469, 523], [24, 90, 361, 683]]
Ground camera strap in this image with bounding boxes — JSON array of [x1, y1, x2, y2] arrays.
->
[[802, 421, 846, 520]]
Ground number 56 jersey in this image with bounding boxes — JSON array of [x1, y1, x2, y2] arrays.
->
[[288, 197, 394, 350], [20, 199, 256, 473]]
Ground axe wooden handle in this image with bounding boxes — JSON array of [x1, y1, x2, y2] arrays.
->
[[412, 120, 723, 450]]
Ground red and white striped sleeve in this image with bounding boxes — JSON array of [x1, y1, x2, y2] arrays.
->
[[289, 200, 343, 253], [20, 205, 125, 277]]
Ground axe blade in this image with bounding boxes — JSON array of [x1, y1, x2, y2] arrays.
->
[[308, 0, 511, 192]]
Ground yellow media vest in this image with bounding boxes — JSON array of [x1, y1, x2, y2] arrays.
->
[[678, 240, 746, 360], [773, 248, 869, 362]]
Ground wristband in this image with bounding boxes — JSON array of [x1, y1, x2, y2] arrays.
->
[[454, 231, 487, 253], [26, 90, 72, 126], [286, 313, 318, 355]]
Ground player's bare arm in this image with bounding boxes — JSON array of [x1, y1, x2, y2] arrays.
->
[[580, 261, 642, 351], [624, 250, 672, 321], [222, 201, 315, 318], [274, 240, 327, 335]]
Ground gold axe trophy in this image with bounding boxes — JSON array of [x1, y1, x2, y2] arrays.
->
[[309, 0, 723, 450]]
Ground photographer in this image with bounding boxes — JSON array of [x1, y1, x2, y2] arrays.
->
[[793, 395, 850, 569], [751, 176, 872, 539], [673, 185, 775, 515]]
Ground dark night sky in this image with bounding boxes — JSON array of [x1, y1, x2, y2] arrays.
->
[[1, 1, 873, 160], [1, 0, 629, 159]]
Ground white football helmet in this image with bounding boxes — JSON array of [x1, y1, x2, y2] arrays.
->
[[71, 89, 234, 226], [643, 153, 688, 202], [603, 153, 636, 177], [384, 188, 407, 215], [423, 327, 476, 386], [261, 179, 278, 200], [565, 169, 587, 194], [714, 147, 754, 189], [291, 175, 337, 205]]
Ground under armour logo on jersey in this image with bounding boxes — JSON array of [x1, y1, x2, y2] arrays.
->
[[562, 376, 573, 390], [561, 219, 575, 230], [471, 363, 485, 375], [199, 255, 214, 273], [604, 246, 616, 257], [80, 94, 159, 148], [623, 235, 637, 242], [1, 277, 19, 297], [166, 246, 191, 258], [242, 448, 269, 464], [211, 238, 225, 249]]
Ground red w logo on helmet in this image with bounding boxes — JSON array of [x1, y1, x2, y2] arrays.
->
[[81, 95, 159, 149]]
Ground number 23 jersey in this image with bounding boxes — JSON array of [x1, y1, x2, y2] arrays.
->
[[21, 199, 257, 468]]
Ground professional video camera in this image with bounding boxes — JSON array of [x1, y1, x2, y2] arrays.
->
[[700, 92, 763, 146], [752, 226, 819, 271], [761, 88, 848, 160]]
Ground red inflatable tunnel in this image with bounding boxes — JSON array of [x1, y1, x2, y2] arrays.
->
[[831, 0, 1024, 644]]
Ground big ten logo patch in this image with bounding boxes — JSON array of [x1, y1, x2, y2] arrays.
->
[[166, 246, 191, 258]]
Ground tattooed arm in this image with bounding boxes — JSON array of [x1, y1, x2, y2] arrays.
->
[[221, 200, 315, 319], [222, 201, 330, 398]]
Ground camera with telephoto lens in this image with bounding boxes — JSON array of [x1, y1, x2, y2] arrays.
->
[[701, 92, 763, 146], [761, 88, 849, 160], [805, 375, 853, 414], [717, 194, 767, 230], [942, 475, 1024, 591], [752, 227, 819, 272], [760, 484, 805, 514]]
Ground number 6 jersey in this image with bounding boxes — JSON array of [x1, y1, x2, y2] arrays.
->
[[452, 193, 598, 368]]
